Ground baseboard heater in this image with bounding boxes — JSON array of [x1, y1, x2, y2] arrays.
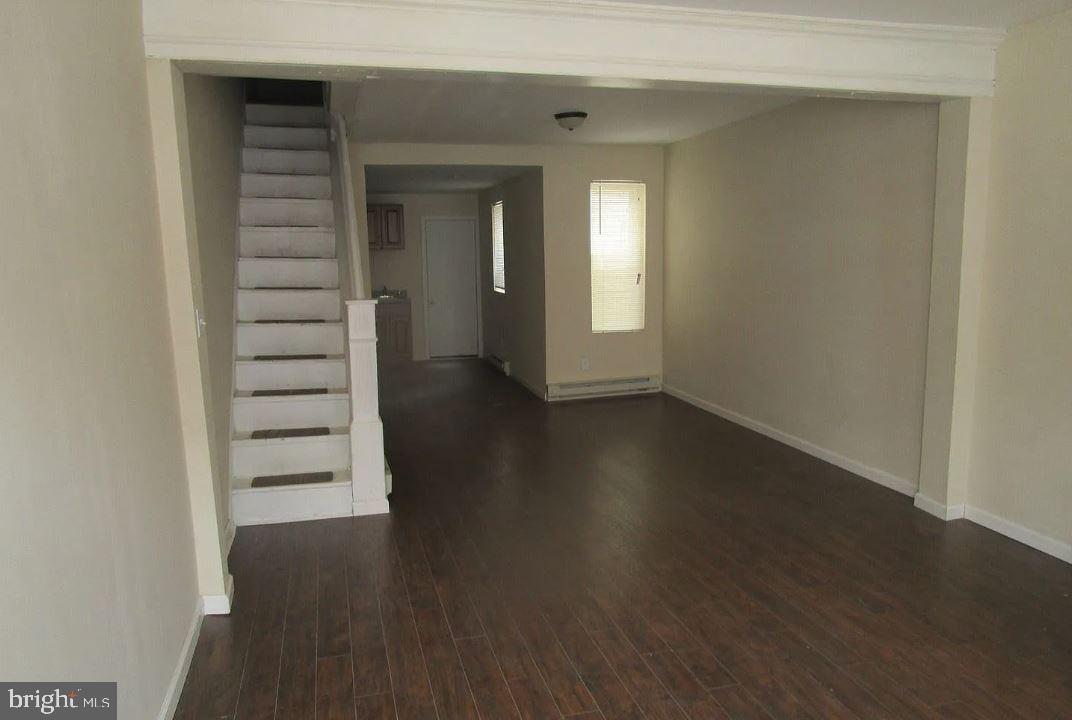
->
[[487, 355, 511, 376], [546, 376, 662, 401]]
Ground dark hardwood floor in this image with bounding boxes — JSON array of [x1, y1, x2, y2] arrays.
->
[[176, 358, 1072, 720]]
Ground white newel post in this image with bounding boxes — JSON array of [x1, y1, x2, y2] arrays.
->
[[347, 300, 390, 516]]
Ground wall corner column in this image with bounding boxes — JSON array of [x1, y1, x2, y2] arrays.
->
[[347, 299, 390, 516], [916, 97, 993, 520], [146, 58, 232, 612]]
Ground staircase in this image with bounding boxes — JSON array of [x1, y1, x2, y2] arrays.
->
[[230, 103, 355, 525]]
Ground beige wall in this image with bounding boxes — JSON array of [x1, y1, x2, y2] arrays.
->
[[367, 192, 480, 360], [0, 1, 199, 717], [359, 143, 665, 386], [664, 99, 938, 489], [184, 74, 244, 542], [479, 170, 547, 395], [968, 9, 1072, 548]]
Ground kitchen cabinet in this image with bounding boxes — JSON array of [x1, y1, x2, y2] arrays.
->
[[367, 203, 405, 250]]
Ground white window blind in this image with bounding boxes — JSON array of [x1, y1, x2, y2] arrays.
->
[[491, 201, 505, 294], [590, 181, 646, 333]]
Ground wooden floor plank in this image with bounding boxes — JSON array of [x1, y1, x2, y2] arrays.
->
[[456, 635, 523, 719], [412, 605, 481, 719], [316, 655, 355, 720], [276, 523, 319, 720], [348, 516, 392, 699], [316, 519, 351, 659], [355, 692, 397, 720], [234, 528, 291, 720]]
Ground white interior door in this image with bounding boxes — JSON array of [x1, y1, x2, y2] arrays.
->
[[424, 218, 479, 358]]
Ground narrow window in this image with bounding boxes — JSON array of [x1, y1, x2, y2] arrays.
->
[[491, 201, 505, 294], [590, 181, 646, 333]]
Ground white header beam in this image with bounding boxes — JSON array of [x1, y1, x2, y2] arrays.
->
[[144, 0, 1001, 97]]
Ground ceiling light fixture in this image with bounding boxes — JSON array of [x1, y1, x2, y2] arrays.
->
[[554, 110, 588, 131]]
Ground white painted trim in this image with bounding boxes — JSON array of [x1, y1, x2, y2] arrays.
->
[[964, 506, 1072, 565], [913, 493, 966, 520], [330, 111, 368, 299], [202, 573, 234, 615], [353, 497, 391, 516], [266, 0, 1002, 42], [663, 384, 917, 497], [420, 216, 481, 359], [145, 0, 1001, 97], [157, 599, 203, 720], [232, 479, 356, 525]]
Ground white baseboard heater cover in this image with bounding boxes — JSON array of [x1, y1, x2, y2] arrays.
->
[[547, 376, 662, 401]]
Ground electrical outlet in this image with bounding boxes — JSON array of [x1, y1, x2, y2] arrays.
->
[[580, 356, 590, 371]]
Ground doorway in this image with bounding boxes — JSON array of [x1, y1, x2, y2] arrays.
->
[[422, 217, 479, 357]]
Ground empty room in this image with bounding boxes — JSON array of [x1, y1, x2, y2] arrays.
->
[[2, 1, 1071, 719]]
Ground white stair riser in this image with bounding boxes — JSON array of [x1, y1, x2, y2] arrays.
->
[[232, 481, 352, 526], [237, 324, 344, 357], [237, 289, 341, 321], [232, 435, 350, 477], [242, 148, 329, 176], [235, 359, 347, 391], [245, 104, 327, 128], [239, 228, 335, 258], [244, 125, 328, 150], [233, 394, 350, 432], [240, 198, 333, 227], [242, 173, 331, 199], [238, 259, 339, 288]]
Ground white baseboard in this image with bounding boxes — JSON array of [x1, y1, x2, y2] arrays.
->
[[965, 505, 1072, 564], [157, 598, 203, 720], [202, 574, 234, 616], [353, 497, 390, 516], [663, 384, 918, 497], [913, 493, 966, 520]]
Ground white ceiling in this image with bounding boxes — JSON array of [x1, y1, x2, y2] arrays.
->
[[365, 165, 536, 194], [352, 79, 802, 145], [608, 0, 1072, 29]]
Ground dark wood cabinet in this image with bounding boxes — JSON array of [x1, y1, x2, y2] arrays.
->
[[367, 203, 405, 250], [375, 300, 412, 361]]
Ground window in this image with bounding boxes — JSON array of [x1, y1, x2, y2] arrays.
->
[[590, 181, 646, 333], [491, 201, 505, 294]]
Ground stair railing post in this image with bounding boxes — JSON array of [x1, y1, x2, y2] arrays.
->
[[347, 299, 389, 515]]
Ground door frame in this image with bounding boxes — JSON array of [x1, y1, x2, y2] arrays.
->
[[420, 216, 482, 360]]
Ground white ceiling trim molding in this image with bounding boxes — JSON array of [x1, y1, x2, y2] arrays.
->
[[143, 0, 1004, 96]]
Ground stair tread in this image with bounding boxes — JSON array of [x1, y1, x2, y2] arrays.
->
[[250, 471, 334, 488], [239, 353, 342, 361], [234, 389, 348, 400], [241, 227, 335, 233], [250, 426, 329, 440], [243, 147, 328, 154], [232, 426, 348, 442], [252, 319, 328, 324], [252, 353, 328, 360], [251, 388, 329, 396], [244, 319, 337, 323]]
